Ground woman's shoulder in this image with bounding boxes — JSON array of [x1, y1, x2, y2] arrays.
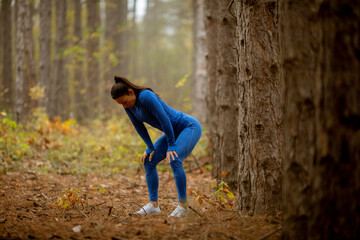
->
[[138, 89, 158, 102]]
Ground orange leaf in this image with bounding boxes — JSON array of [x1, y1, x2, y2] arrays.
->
[[221, 172, 228, 178]]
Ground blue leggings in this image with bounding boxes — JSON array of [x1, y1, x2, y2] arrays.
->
[[143, 115, 202, 203]]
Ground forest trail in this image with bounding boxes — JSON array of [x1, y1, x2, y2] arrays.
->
[[0, 170, 281, 240]]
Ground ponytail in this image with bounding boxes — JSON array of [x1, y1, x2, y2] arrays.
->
[[111, 75, 159, 99]]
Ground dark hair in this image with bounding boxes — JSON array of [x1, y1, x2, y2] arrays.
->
[[110, 75, 159, 99]]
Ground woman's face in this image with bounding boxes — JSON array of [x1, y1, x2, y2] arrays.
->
[[114, 89, 136, 108]]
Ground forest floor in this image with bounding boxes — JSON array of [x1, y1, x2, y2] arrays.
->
[[0, 168, 281, 240]]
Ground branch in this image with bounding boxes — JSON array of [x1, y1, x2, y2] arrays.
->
[[255, 227, 282, 240]]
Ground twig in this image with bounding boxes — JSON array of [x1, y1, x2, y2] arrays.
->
[[41, 193, 49, 200], [90, 201, 107, 208], [75, 204, 88, 218], [256, 227, 282, 240], [188, 206, 202, 218], [228, 0, 236, 20]]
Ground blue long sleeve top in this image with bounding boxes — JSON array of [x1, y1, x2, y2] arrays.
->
[[125, 90, 184, 154]]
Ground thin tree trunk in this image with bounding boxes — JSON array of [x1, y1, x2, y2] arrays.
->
[[86, 0, 100, 118], [39, 0, 52, 111], [15, 0, 26, 123], [204, 0, 218, 179], [215, 0, 238, 188], [236, 0, 282, 216], [50, 0, 68, 120], [73, 0, 85, 121], [131, 0, 137, 79], [24, 0, 37, 112], [280, 0, 360, 239], [1, 0, 13, 111], [192, 0, 207, 124]]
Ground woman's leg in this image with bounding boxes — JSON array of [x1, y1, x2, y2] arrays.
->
[[170, 118, 202, 203], [143, 134, 168, 202]]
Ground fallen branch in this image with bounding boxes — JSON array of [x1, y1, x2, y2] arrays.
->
[[75, 204, 88, 218], [255, 227, 282, 240], [188, 206, 202, 218]]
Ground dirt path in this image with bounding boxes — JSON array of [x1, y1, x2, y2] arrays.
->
[[0, 170, 281, 240]]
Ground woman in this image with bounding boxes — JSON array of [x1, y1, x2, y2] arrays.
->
[[111, 76, 202, 217]]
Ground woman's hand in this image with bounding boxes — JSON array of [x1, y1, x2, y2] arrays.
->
[[166, 151, 178, 163], [141, 150, 154, 164]]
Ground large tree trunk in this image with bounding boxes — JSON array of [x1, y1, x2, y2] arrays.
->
[[192, 0, 207, 124], [280, 0, 360, 239], [235, 0, 282, 216], [50, 0, 68, 120], [15, 0, 26, 123], [39, 0, 52, 111], [1, 0, 13, 111], [215, 0, 238, 188], [86, 0, 100, 118], [204, 0, 219, 178]]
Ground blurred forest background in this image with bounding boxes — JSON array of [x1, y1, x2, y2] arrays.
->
[[0, 0, 193, 123]]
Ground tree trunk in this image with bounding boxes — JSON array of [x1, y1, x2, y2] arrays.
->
[[86, 0, 100, 117], [15, 0, 26, 123], [215, 0, 238, 188], [280, 0, 360, 239], [204, 0, 218, 178], [235, 0, 282, 216], [50, 0, 68, 120], [192, 0, 207, 124], [24, 0, 37, 112], [73, 0, 85, 121], [1, 0, 13, 111], [39, 0, 52, 111]]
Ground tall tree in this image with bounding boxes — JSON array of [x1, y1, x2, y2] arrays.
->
[[280, 0, 360, 239], [104, 0, 128, 114], [215, 0, 238, 188], [39, 0, 52, 111], [1, 0, 13, 111], [24, 0, 37, 111], [235, 0, 282, 215], [73, 0, 85, 121], [192, 0, 207, 124], [50, 0, 68, 120], [204, 0, 219, 178], [86, 0, 100, 117], [15, 0, 26, 123]]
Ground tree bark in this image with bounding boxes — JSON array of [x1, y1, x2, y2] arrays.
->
[[236, 0, 282, 216], [280, 0, 360, 239], [192, 0, 207, 124], [39, 0, 52, 111], [215, 0, 238, 188], [204, 0, 219, 178], [1, 0, 13, 111], [86, 0, 100, 117], [50, 0, 68, 120], [15, 0, 26, 123]]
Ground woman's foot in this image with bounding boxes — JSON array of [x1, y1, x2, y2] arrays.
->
[[136, 203, 161, 215], [168, 203, 189, 217]]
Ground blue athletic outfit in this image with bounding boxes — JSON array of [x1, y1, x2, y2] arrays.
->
[[125, 90, 202, 203]]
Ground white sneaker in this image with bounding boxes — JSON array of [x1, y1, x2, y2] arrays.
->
[[136, 203, 160, 215], [168, 203, 189, 218]]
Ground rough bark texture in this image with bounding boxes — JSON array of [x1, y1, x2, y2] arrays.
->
[[280, 0, 360, 239], [215, 0, 238, 188], [39, 0, 51, 111], [1, 0, 13, 110], [50, 0, 68, 120], [204, 0, 218, 178], [236, 0, 282, 216], [192, 0, 207, 124], [86, 0, 100, 117], [15, 0, 25, 123]]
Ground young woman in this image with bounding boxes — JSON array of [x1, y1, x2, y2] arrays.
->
[[111, 76, 202, 217]]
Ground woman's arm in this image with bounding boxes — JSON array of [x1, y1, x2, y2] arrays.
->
[[125, 108, 155, 154], [140, 91, 176, 152]]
